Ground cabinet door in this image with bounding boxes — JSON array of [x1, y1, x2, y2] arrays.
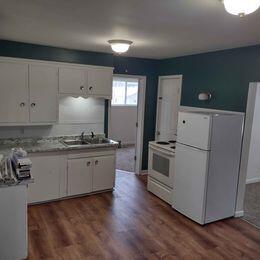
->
[[29, 64, 58, 123], [68, 158, 93, 196], [93, 155, 115, 192], [59, 67, 86, 95], [28, 153, 61, 203], [0, 61, 29, 123], [87, 67, 112, 97]]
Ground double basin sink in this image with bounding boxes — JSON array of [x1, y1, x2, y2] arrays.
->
[[61, 137, 111, 148]]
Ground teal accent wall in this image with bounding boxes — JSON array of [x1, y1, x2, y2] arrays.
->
[[0, 40, 158, 170], [159, 44, 260, 112], [2, 40, 260, 169]]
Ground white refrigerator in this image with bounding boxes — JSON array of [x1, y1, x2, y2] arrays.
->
[[172, 111, 243, 224]]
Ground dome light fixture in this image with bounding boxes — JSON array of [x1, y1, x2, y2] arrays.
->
[[223, 0, 260, 17], [108, 40, 133, 54]]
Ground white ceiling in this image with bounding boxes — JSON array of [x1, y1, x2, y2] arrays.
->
[[0, 0, 260, 59]]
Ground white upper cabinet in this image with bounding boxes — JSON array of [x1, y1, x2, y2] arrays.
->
[[87, 67, 113, 98], [59, 67, 86, 95], [0, 57, 113, 125], [0, 61, 29, 123], [29, 64, 58, 123], [58, 65, 113, 98]]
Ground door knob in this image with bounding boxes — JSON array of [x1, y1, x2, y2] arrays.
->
[[80, 86, 85, 91], [31, 103, 36, 107], [87, 161, 91, 166], [20, 102, 25, 107], [89, 86, 93, 91]]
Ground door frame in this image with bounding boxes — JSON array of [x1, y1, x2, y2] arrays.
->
[[107, 74, 146, 175], [155, 75, 183, 140], [235, 82, 259, 217]]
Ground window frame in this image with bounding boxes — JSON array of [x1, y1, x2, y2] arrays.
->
[[111, 77, 138, 107]]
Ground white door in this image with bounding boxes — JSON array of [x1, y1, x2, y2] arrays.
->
[[93, 155, 115, 191], [0, 61, 29, 123], [87, 67, 112, 97], [29, 64, 58, 123], [156, 76, 182, 141], [28, 153, 61, 203], [177, 112, 212, 150], [172, 143, 209, 224], [59, 67, 86, 95], [68, 158, 93, 196]]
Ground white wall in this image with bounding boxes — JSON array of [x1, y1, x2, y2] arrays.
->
[[246, 86, 260, 184], [110, 106, 137, 145], [0, 97, 104, 139]]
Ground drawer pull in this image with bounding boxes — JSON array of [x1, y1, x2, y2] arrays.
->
[[87, 161, 91, 166], [95, 160, 98, 165]]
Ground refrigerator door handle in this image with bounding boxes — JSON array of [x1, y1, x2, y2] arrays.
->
[[176, 142, 210, 152]]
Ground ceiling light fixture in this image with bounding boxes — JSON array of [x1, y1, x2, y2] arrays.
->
[[223, 0, 260, 17], [108, 40, 133, 54]]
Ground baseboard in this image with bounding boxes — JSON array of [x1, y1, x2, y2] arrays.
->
[[235, 210, 244, 218], [246, 177, 260, 184]]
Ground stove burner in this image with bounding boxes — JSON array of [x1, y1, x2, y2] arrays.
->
[[156, 141, 170, 145], [168, 140, 176, 144]]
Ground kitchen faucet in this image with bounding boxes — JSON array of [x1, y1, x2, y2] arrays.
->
[[80, 131, 85, 142]]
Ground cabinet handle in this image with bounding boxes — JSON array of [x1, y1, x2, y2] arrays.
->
[[87, 161, 91, 166], [89, 86, 93, 91], [80, 86, 85, 91], [20, 102, 25, 107], [31, 103, 36, 108], [95, 160, 98, 165]]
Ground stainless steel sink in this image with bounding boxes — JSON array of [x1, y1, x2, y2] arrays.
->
[[61, 139, 90, 147], [86, 138, 110, 144], [61, 137, 110, 147]]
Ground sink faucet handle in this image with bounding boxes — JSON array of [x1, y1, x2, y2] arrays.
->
[[80, 131, 85, 140], [91, 131, 95, 138]]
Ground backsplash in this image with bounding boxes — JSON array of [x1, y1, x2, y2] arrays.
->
[[0, 97, 105, 139]]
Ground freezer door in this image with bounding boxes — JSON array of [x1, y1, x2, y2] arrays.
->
[[172, 143, 209, 224], [177, 112, 212, 150]]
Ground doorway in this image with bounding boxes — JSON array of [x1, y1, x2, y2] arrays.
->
[[108, 75, 146, 174], [155, 75, 182, 141]]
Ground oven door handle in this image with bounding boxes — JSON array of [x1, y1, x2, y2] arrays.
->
[[149, 146, 174, 157]]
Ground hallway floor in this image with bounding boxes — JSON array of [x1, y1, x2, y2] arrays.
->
[[116, 145, 135, 172], [244, 182, 260, 228]]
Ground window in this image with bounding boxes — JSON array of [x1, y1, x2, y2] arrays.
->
[[112, 77, 138, 106]]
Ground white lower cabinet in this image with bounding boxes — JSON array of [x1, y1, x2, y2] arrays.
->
[[93, 155, 115, 192], [28, 152, 65, 204], [28, 149, 116, 204], [67, 158, 93, 196]]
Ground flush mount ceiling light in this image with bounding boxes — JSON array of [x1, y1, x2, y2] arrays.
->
[[108, 40, 133, 54], [223, 0, 260, 17]]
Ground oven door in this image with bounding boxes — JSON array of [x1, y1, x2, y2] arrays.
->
[[148, 146, 174, 188]]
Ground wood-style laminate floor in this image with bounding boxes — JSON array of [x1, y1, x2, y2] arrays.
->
[[28, 171, 260, 259]]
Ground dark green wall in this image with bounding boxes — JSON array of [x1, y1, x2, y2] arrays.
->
[[0, 40, 158, 170], [2, 40, 260, 170], [159, 44, 260, 112]]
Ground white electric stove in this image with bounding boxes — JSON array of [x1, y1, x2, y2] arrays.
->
[[147, 139, 176, 204]]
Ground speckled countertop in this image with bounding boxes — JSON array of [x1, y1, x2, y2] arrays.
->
[[0, 135, 118, 157]]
